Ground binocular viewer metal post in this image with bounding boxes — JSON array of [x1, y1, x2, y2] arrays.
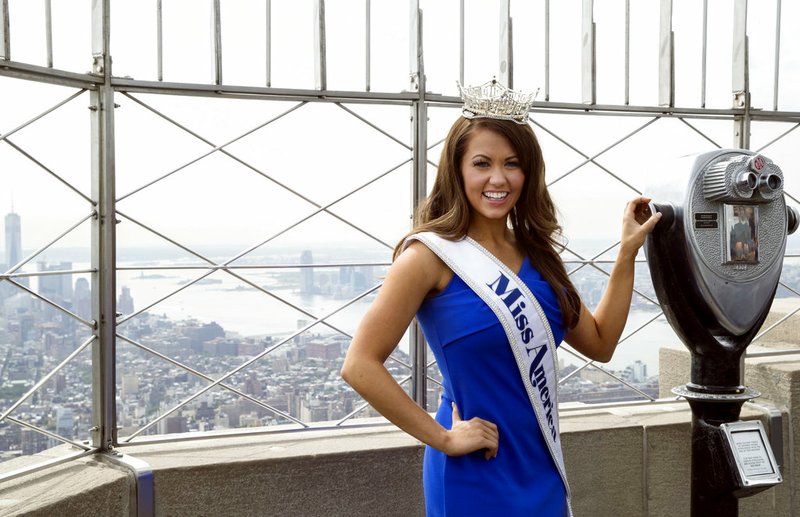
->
[[639, 149, 797, 516]]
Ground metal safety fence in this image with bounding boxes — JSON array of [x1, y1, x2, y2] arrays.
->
[[0, 0, 798, 491]]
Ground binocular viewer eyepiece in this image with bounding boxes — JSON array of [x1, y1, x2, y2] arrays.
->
[[642, 149, 795, 343], [704, 153, 785, 203]]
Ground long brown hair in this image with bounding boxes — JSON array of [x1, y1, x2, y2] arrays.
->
[[394, 117, 581, 328]]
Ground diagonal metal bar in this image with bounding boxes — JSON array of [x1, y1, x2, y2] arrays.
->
[[584, 260, 662, 307], [0, 335, 96, 422], [117, 156, 409, 279], [0, 89, 86, 144], [558, 346, 655, 400], [336, 374, 412, 426], [1, 137, 95, 204], [219, 158, 410, 264], [565, 241, 619, 276], [122, 284, 382, 442], [783, 191, 800, 206], [425, 375, 443, 389], [0, 448, 98, 485], [2, 268, 96, 280], [116, 333, 308, 427], [678, 117, 723, 148], [6, 415, 93, 450], [616, 311, 666, 345], [753, 303, 800, 343], [121, 288, 409, 372], [120, 92, 399, 250], [116, 269, 214, 324], [115, 211, 358, 339], [335, 102, 411, 150], [559, 357, 594, 383], [532, 116, 659, 191], [2, 211, 96, 276], [116, 100, 307, 202], [755, 122, 800, 153], [752, 282, 800, 342], [426, 136, 446, 168], [563, 242, 661, 307], [4, 278, 95, 328], [427, 136, 445, 151]]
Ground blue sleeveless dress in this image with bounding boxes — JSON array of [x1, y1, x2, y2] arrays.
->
[[416, 256, 568, 516]]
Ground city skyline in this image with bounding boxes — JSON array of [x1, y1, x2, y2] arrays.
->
[[0, 207, 677, 462]]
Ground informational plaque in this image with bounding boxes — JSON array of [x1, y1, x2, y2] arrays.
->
[[720, 420, 782, 488], [731, 429, 773, 476]]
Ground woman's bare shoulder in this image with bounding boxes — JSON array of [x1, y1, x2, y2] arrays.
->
[[393, 240, 453, 293]]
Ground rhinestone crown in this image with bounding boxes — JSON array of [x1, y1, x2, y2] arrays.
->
[[457, 79, 537, 125]]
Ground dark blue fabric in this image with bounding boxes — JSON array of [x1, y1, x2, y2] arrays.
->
[[417, 256, 568, 517]]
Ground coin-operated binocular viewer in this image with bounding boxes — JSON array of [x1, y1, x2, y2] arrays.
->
[[638, 150, 799, 517]]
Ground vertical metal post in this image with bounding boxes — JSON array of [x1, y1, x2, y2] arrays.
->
[[314, 0, 327, 91], [212, 0, 222, 85], [365, 0, 371, 91], [45, 0, 53, 67], [581, 0, 595, 105], [773, 0, 781, 111], [499, 0, 512, 88], [410, 4, 427, 410], [459, 0, 464, 86], [732, 0, 749, 148], [409, 1, 420, 92], [157, 0, 163, 81], [658, 0, 674, 107], [90, 0, 118, 452], [701, 0, 708, 108], [544, 0, 549, 101], [266, 0, 271, 87], [624, 0, 630, 105], [0, 0, 9, 60]]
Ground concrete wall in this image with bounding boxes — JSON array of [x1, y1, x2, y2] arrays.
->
[[2, 325, 799, 516]]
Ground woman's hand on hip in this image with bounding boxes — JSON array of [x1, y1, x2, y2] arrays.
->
[[443, 403, 499, 460]]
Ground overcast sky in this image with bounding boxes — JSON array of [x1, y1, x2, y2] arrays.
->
[[1, 0, 799, 259]]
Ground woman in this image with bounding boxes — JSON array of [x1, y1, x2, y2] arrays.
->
[[341, 109, 661, 515]]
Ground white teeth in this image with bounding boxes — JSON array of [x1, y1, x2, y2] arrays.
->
[[483, 192, 508, 199]]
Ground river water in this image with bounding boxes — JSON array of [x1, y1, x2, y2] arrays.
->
[[113, 263, 677, 375]]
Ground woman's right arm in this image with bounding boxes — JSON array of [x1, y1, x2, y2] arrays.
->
[[341, 241, 498, 459]]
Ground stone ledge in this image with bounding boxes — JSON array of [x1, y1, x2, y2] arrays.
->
[[0, 397, 787, 516]]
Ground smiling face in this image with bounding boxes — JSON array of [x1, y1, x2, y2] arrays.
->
[[460, 127, 525, 227]]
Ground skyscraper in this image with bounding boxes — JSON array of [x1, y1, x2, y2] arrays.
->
[[300, 250, 315, 295], [118, 285, 135, 315], [2, 210, 28, 292], [37, 261, 73, 304], [4, 211, 21, 269]]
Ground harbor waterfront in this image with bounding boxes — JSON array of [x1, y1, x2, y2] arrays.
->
[[1, 241, 798, 462]]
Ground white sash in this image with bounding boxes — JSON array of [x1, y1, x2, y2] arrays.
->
[[407, 232, 572, 515]]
